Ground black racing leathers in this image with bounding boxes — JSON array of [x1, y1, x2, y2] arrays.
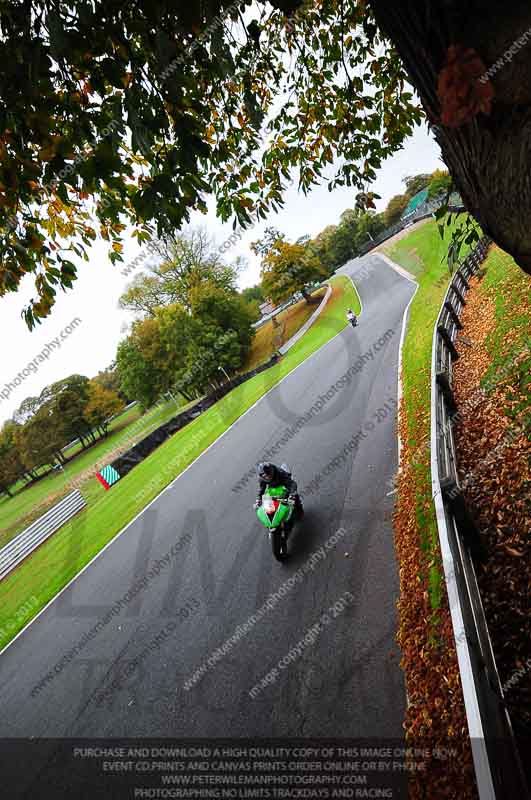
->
[[256, 465, 297, 506]]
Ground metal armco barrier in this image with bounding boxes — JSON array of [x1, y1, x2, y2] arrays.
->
[[430, 238, 529, 799], [0, 490, 86, 582]]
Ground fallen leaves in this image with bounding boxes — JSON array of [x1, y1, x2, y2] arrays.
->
[[504, 546, 525, 557], [394, 393, 477, 797], [452, 252, 531, 746]]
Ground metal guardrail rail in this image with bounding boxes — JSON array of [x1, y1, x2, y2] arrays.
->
[[0, 490, 86, 582], [430, 238, 529, 799]]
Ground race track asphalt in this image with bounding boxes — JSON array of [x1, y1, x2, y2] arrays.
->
[[0, 253, 417, 796]]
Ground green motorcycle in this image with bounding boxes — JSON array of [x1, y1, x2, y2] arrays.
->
[[256, 485, 296, 561]]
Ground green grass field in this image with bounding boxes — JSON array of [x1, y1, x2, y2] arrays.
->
[[60, 404, 140, 459], [0, 274, 359, 651], [383, 217, 475, 613]]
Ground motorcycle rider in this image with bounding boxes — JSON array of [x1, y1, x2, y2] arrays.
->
[[346, 308, 357, 327], [254, 462, 304, 515]]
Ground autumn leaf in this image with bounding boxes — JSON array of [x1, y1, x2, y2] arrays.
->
[[452, 249, 530, 735], [437, 45, 494, 127], [504, 546, 524, 557], [38, 144, 57, 161]]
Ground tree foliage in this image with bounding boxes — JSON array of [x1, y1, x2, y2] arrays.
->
[[93, 362, 131, 403], [240, 284, 265, 305], [40, 375, 92, 446], [303, 168, 451, 270], [15, 406, 66, 472], [403, 173, 430, 197], [116, 286, 255, 409], [84, 382, 124, 435], [251, 227, 286, 259], [384, 193, 410, 226], [261, 239, 328, 304], [189, 282, 255, 354], [116, 224, 256, 405], [119, 227, 241, 316], [427, 168, 452, 200], [0, 375, 124, 496], [310, 208, 386, 270], [0, 0, 422, 327], [0, 422, 24, 497], [116, 316, 173, 408], [240, 283, 264, 321]]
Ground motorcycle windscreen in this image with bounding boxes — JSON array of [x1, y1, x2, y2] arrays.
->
[[265, 485, 287, 498]]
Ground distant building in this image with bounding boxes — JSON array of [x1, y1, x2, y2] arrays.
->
[[401, 187, 463, 224], [259, 299, 275, 316], [401, 188, 429, 221]]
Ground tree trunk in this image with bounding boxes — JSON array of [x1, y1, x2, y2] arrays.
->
[[367, 0, 531, 274]]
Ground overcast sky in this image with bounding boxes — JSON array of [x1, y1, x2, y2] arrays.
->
[[0, 122, 444, 426]]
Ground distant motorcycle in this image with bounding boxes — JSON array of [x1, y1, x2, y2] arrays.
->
[[347, 311, 358, 327], [256, 485, 300, 561]]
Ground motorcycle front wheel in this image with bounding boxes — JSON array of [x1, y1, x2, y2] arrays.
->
[[271, 529, 288, 561]]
